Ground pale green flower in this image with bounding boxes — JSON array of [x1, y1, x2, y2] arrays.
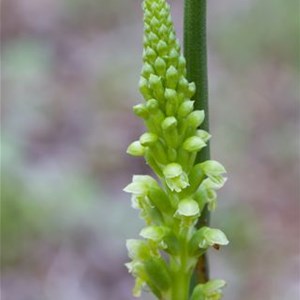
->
[[163, 163, 189, 192], [200, 160, 227, 187], [124, 175, 158, 198], [191, 280, 226, 300], [198, 227, 229, 249]]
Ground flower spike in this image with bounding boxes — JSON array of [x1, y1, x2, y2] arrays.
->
[[125, 0, 228, 298]]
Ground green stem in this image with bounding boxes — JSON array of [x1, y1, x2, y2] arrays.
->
[[171, 230, 192, 300], [184, 0, 210, 285]]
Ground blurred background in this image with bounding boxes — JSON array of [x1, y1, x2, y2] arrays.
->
[[1, 0, 299, 299]]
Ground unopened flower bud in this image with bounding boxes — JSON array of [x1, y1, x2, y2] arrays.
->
[[159, 24, 168, 37], [178, 77, 189, 94], [139, 76, 151, 100], [141, 62, 155, 79], [140, 132, 158, 147], [168, 32, 176, 44], [186, 110, 205, 129], [183, 136, 206, 152], [177, 101, 194, 118], [149, 74, 164, 99], [146, 99, 160, 112], [157, 40, 168, 55], [161, 117, 178, 148], [133, 103, 149, 119], [161, 116, 177, 131], [148, 32, 159, 44], [178, 56, 186, 75], [166, 66, 179, 89], [187, 82, 196, 98], [150, 17, 159, 28], [144, 47, 157, 62], [154, 57, 167, 76], [164, 88, 178, 116], [127, 141, 146, 156]]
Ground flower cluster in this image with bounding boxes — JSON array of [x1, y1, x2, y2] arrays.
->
[[124, 0, 228, 299]]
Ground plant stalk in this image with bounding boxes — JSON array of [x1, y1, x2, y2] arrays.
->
[[184, 0, 210, 285]]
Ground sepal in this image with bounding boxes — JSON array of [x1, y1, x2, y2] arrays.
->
[[175, 198, 200, 218], [140, 226, 168, 243]]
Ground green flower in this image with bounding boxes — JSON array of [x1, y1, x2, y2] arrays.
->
[[197, 227, 229, 249], [191, 280, 226, 300], [124, 175, 158, 195], [124, 175, 158, 208], [200, 160, 227, 187], [163, 163, 189, 192]]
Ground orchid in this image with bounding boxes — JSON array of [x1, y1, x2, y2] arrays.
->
[[124, 0, 229, 298]]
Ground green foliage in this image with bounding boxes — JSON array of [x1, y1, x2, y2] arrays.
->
[[124, 0, 228, 299]]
